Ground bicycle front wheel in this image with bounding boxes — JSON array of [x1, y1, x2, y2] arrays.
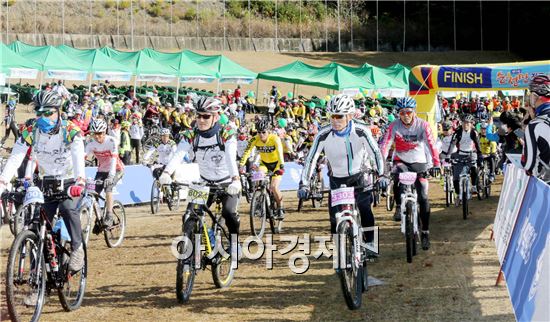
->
[[176, 218, 197, 304], [212, 228, 235, 289], [336, 223, 362, 310], [150, 180, 161, 214], [249, 191, 267, 239], [6, 229, 46, 322], [104, 201, 126, 248], [405, 202, 416, 263], [58, 241, 87, 311], [462, 181, 469, 220]]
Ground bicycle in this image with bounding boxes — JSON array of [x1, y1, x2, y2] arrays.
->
[[442, 160, 455, 208], [1, 182, 26, 235], [382, 162, 395, 212], [477, 156, 492, 200], [5, 185, 87, 322], [452, 156, 475, 220], [331, 185, 369, 310], [78, 179, 126, 248], [239, 173, 253, 204], [175, 182, 236, 303], [248, 171, 284, 239], [150, 177, 185, 214], [296, 157, 325, 211], [395, 172, 421, 263]]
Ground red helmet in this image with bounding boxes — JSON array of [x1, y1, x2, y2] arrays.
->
[[529, 74, 550, 97]]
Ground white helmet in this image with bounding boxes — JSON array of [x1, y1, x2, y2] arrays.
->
[[89, 119, 108, 133], [327, 94, 355, 115], [161, 128, 171, 136]]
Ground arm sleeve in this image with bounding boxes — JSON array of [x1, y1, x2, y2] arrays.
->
[[275, 136, 285, 167], [521, 123, 537, 171], [301, 132, 325, 186], [0, 138, 29, 182], [109, 138, 118, 176], [239, 137, 256, 167], [380, 123, 395, 161], [224, 137, 239, 178], [70, 135, 86, 181], [423, 121, 440, 166], [361, 128, 385, 176], [164, 140, 191, 175]]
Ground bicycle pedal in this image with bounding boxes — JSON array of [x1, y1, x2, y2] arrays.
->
[[92, 223, 101, 234]]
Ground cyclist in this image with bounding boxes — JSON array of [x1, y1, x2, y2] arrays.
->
[[160, 97, 241, 244], [1, 96, 19, 147], [0, 90, 86, 271], [478, 122, 497, 182], [446, 114, 483, 197], [298, 94, 384, 244], [143, 128, 177, 179], [522, 74, 550, 182], [380, 97, 440, 250], [85, 119, 125, 227], [239, 117, 286, 219], [438, 120, 456, 162]]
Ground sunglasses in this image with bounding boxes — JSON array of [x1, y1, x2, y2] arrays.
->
[[92, 132, 105, 136], [196, 114, 212, 120], [36, 110, 55, 117], [330, 114, 345, 120], [259, 131, 268, 134], [399, 110, 414, 116]]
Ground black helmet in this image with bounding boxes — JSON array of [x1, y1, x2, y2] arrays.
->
[[33, 90, 62, 113], [462, 114, 475, 123], [255, 117, 270, 132]]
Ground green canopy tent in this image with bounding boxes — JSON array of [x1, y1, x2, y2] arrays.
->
[[57, 45, 132, 83], [257, 61, 373, 98], [9, 41, 88, 84], [1, 42, 41, 78], [378, 63, 411, 89], [141, 48, 217, 102], [325, 62, 408, 90], [100, 47, 178, 97], [183, 50, 257, 92]]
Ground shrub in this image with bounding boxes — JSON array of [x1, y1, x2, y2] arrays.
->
[[104, 0, 116, 9], [184, 8, 197, 21], [119, 0, 131, 10], [227, 0, 244, 19]]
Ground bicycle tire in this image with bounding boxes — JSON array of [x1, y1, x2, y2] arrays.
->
[[249, 191, 267, 239], [104, 201, 126, 248], [405, 202, 415, 263], [385, 185, 394, 212], [79, 206, 93, 246], [6, 229, 46, 322], [211, 227, 235, 288], [150, 180, 161, 214], [166, 186, 175, 211], [173, 188, 181, 212], [477, 170, 485, 201], [12, 203, 33, 236], [362, 259, 369, 293], [462, 181, 469, 220], [297, 197, 304, 212], [176, 218, 197, 304], [58, 241, 87, 311], [312, 176, 323, 209], [445, 176, 451, 208], [337, 223, 362, 310]]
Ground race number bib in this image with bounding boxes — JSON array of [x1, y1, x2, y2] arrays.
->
[[251, 171, 266, 182], [398, 172, 417, 185], [330, 187, 355, 206], [187, 185, 210, 205]]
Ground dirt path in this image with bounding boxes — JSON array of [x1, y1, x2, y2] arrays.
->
[[0, 179, 514, 321]]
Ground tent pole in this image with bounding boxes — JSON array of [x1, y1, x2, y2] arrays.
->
[[134, 76, 137, 98], [292, 83, 296, 99], [88, 73, 92, 91], [255, 79, 259, 103], [175, 77, 180, 104], [39, 72, 43, 90], [216, 79, 220, 95]]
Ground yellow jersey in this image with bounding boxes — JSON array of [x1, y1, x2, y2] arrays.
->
[[479, 136, 497, 155], [240, 133, 284, 169]]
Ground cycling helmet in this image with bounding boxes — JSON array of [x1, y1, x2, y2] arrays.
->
[[441, 121, 453, 131], [165, 102, 172, 108], [462, 114, 475, 123], [196, 97, 222, 114], [327, 94, 355, 115], [121, 121, 131, 128], [256, 117, 270, 132], [529, 74, 550, 97], [480, 122, 489, 129], [161, 128, 171, 136], [33, 90, 62, 113], [395, 97, 417, 111], [89, 119, 108, 133]]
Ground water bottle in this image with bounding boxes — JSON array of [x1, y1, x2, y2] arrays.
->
[[207, 228, 216, 248]]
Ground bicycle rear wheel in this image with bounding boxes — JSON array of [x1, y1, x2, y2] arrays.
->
[[445, 176, 452, 207], [337, 223, 362, 310], [385, 185, 394, 211], [249, 191, 267, 239], [150, 180, 161, 214], [6, 230, 46, 322], [311, 175, 323, 209], [176, 218, 197, 303], [12, 203, 33, 236], [104, 201, 126, 248], [405, 202, 416, 263], [58, 241, 87, 311]]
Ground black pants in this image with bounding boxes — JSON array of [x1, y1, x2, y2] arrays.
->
[[1, 121, 19, 145], [130, 138, 141, 164], [121, 151, 131, 165], [483, 154, 496, 176], [392, 162, 431, 231], [205, 191, 240, 236], [328, 173, 374, 243], [452, 154, 479, 192], [42, 197, 83, 251]]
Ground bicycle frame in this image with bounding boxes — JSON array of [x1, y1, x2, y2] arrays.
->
[[458, 163, 472, 201], [399, 184, 419, 236]]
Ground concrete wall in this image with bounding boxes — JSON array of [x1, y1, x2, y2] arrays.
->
[[3, 33, 368, 52]]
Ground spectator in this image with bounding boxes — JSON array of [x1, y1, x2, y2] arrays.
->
[[129, 115, 144, 164]]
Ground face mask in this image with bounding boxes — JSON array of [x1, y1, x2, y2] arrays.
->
[[36, 116, 57, 133]]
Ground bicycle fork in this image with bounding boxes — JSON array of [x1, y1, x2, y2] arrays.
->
[[400, 191, 419, 235], [335, 210, 362, 271]]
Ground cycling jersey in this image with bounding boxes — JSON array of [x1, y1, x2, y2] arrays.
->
[[381, 117, 440, 167], [447, 128, 482, 157], [479, 136, 497, 155], [522, 103, 550, 179], [301, 120, 384, 186], [239, 133, 284, 170], [165, 124, 238, 183], [0, 120, 85, 182], [143, 139, 177, 165], [437, 134, 456, 157], [85, 135, 124, 175]]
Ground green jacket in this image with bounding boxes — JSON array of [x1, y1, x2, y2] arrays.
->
[[119, 131, 131, 154]]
